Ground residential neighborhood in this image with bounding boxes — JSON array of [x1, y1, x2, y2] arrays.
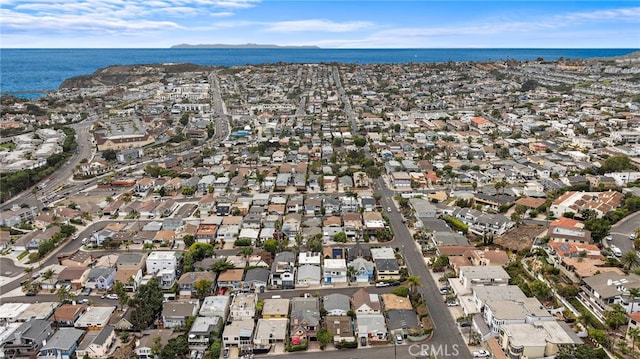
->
[[1, 53, 640, 359]]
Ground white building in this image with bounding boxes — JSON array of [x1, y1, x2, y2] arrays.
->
[[146, 251, 179, 275]]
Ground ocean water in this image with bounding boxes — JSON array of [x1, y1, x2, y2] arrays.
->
[[1, 48, 637, 97]]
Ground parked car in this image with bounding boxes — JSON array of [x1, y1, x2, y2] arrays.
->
[[458, 321, 470, 327], [81, 288, 92, 296], [395, 334, 403, 345], [446, 301, 459, 307], [439, 286, 450, 295], [606, 235, 613, 241], [387, 207, 392, 213], [80, 298, 89, 304], [375, 282, 390, 287], [222, 348, 229, 359], [631, 234, 636, 240], [106, 294, 118, 300], [473, 349, 490, 358], [360, 336, 367, 347]]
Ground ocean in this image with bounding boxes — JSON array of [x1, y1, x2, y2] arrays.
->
[[1, 48, 637, 98]]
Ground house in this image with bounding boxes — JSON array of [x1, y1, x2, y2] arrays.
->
[[188, 316, 221, 350], [199, 296, 231, 320], [466, 248, 510, 267], [262, 298, 290, 319], [581, 272, 640, 318], [497, 321, 582, 359], [216, 269, 244, 293], [115, 253, 146, 270], [323, 258, 348, 284], [75, 325, 116, 359], [178, 272, 216, 297], [50, 304, 86, 328], [550, 190, 624, 218], [290, 297, 320, 341], [298, 252, 322, 266], [363, 211, 385, 233], [349, 257, 376, 283], [547, 217, 592, 244], [113, 267, 142, 292], [37, 328, 84, 359], [296, 265, 321, 287], [325, 315, 356, 345], [352, 287, 381, 314], [457, 266, 510, 290], [242, 268, 270, 293], [222, 319, 254, 353], [57, 267, 89, 290], [253, 318, 288, 351], [387, 309, 420, 338], [135, 329, 174, 359], [74, 306, 116, 330], [375, 258, 401, 281], [230, 293, 258, 321], [271, 251, 296, 289], [1, 319, 52, 358], [85, 267, 116, 290], [323, 293, 351, 316], [161, 301, 200, 328], [356, 314, 388, 343], [146, 251, 180, 275], [154, 269, 177, 290], [483, 297, 553, 333]]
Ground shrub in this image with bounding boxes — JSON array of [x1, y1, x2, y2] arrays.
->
[[234, 239, 252, 247]]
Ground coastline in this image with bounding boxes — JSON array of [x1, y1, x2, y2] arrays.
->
[[1, 48, 638, 97]]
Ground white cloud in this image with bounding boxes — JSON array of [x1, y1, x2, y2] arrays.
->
[[265, 19, 374, 33]]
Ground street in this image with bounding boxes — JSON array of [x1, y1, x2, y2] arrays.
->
[[608, 211, 640, 254], [376, 177, 473, 359]]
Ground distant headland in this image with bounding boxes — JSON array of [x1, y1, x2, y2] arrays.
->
[[171, 43, 320, 49]]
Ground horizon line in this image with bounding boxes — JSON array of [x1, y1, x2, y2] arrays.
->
[[2, 47, 640, 50]]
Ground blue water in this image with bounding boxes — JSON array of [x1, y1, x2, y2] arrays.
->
[[1, 48, 637, 97]]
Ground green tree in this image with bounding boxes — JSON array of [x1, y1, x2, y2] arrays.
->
[[307, 236, 323, 253], [193, 278, 213, 298], [629, 327, 640, 356], [604, 304, 627, 330], [529, 280, 551, 301], [333, 231, 347, 243], [56, 286, 77, 303], [112, 281, 129, 309], [600, 155, 633, 173], [182, 234, 195, 248], [263, 238, 278, 254], [621, 251, 640, 270], [179, 113, 189, 126], [391, 285, 410, 297], [210, 259, 234, 273], [584, 218, 611, 242], [129, 277, 164, 331], [432, 254, 449, 271], [407, 275, 422, 296], [41, 268, 55, 290], [102, 149, 117, 161], [317, 327, 333, 350]]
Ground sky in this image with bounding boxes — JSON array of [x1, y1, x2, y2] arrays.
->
[[1, 0, 639, 48]]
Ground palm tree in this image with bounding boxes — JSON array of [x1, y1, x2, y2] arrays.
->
[[407, 275, 423, 296], [628, 327, 640, 357], [621, 251, 640, 270], [21, 279, 36, 295], [41, 268, 55, 292]]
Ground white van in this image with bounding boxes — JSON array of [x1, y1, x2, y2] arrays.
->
[[612, 247, 622, 257]]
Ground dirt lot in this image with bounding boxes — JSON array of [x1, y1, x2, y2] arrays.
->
[[495, 224, 547, 252]]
